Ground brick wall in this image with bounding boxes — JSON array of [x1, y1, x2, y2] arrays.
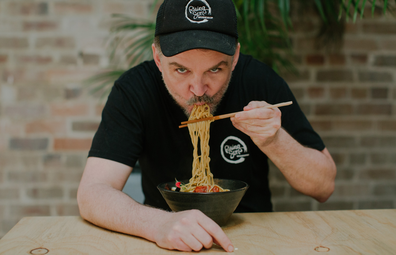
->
[[0, 0, 395, 237], [270, 6, 396, 211], [0, 0, 154, 237]]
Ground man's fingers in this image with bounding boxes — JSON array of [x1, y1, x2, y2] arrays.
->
[[197, 215, 234, 252], [157, 210, 233, 252], [235, 107, 277, 120], [191, 227, 214, 249], [245, 100, 270, 110], [156, 237, 192, 252], [173, 240, 193, 252], [180, 234, 204, 252]]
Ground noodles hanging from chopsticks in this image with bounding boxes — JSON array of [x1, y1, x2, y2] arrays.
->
[[180, 104, 228, 193]]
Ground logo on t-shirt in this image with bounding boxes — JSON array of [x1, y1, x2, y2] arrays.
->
[[220, 136, 249, 164], [185, 0, 213, 24]]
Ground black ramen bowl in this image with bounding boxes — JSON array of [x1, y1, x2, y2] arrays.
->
[[157, 179, 249, 226]]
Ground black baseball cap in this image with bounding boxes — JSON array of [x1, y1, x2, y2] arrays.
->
[[155, 0, 238, 57]]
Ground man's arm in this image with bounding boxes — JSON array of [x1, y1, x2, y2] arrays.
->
[[77, 157, 234, 252], [231, 101, 336, 202]]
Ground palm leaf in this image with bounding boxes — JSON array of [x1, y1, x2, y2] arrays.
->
[[84, 8, 157, 99], [384, 0, 389, 13], [339, 0, 394, 20], [315, 0, 328, 22], [85, 70, 126, 99], [234, 0, 295, 73], [372, 0, 378, 14], [360, 0, 369, 17]]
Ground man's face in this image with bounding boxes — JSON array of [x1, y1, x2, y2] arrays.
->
[[152, 43, 240, 116]]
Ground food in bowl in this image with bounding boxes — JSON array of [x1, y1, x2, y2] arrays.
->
[[158, 179, 248, 226], [164, 180, 226, 193]]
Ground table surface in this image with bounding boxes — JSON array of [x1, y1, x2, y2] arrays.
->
[[0, 209, 395, 254]]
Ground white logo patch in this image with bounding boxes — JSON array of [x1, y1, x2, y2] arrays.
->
[[220, 136, 249, 164], [185, 0, 213, 24]]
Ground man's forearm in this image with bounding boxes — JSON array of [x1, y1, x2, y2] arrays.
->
[[261, 128, 336, 202], [78, 157, 234, 252], [77, 183, 166, 242]]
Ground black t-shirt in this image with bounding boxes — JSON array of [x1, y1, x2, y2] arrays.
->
[[89, 53, 325, 213]]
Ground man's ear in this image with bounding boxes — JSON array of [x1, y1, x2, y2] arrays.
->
[[152, 43, 162, 72], [231, 43, 240, 71]]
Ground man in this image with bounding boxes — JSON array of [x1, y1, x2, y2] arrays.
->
[[77, 0, 336, 252]]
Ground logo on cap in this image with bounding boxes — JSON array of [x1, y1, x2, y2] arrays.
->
[[185, 0, 213, 24]]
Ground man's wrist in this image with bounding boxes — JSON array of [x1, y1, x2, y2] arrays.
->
[[255, 128, 283, 152]]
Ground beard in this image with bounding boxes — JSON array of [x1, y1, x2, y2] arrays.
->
[[163, 75, 231, 117]]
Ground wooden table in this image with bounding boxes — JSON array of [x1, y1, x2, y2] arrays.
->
[[0, 209, 395, 254]]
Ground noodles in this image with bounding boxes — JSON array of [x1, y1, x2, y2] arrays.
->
[[179, 104, 228, 193]]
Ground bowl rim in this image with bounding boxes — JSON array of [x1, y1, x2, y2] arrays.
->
[[157, 178, 249, 195]]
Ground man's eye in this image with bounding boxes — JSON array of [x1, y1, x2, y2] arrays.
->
[[177, 68, 187, 74], [210, 68, 220, 73]]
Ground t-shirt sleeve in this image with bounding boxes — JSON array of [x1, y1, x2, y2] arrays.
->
[[273, 78, 325, 151], [88, 80, 144, 168]]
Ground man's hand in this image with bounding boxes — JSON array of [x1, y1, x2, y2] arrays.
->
[[230, 101, 336, 203], [154, 209, 234, 252], [231, 101, 282, 148]]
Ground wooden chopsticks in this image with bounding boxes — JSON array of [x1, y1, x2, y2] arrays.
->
[[179, 101, 293, 128]]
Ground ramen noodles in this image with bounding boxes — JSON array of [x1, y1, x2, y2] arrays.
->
[[177, 104, 228, 193]]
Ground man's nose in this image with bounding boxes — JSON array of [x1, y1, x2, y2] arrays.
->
[[190, 75, 208, 96]]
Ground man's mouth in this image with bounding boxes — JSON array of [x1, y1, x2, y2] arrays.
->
[[187, 94, 214, 106], [194, 102, 206, 106]]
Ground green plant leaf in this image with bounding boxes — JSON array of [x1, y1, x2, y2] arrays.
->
[[360, 0, 368, 18], [243, 0, 250, 40], [372, 0, 377, 16], [353, 0, 362, 22], [315, 0, 328, 22], [257, 0, 267, 32], [345, 0, 353, 20], [85, 69, 126, 98]]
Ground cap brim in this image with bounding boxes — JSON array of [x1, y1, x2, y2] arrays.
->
[[159, 30, 237, 57]]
